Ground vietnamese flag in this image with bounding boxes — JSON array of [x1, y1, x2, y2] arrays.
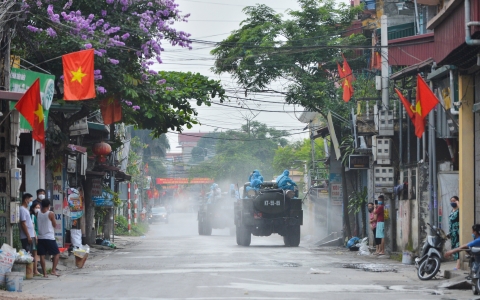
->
[[100, 97, 122, 125], [14, 78, 45, 145], [413, 74, 439, 138], [62, 49, 96, 100], [395, 88, 415, 121], [338, 55, 355, 102]]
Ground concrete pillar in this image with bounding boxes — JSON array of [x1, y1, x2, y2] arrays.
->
[[458, 75, 475, 251]]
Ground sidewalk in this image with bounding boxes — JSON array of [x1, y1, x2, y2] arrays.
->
[[5, 235, 143, 299], [306, 240, 471, 290]]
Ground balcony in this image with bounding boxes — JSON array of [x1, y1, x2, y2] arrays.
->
[[376, 22, 416, 40]]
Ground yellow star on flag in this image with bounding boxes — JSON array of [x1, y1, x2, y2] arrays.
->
[[34, 103, 44, 123], [71, 66, 87, 83]]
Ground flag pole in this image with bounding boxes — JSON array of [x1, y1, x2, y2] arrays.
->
[[0, 110, 14, 127]]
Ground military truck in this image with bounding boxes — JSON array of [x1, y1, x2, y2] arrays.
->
[[198, 194, 235, 236], [234, 182, 303, 246]]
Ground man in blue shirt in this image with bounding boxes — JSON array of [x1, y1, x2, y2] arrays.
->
[[445, 224, 480, 259]]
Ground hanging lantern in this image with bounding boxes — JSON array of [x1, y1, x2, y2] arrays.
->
[[92, 141, 112, 163]]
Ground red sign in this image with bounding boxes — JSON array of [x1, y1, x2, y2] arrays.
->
[[156, 178, 214, 185]]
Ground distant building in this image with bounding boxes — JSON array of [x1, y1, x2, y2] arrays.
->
[[178, 133, 207, 164]]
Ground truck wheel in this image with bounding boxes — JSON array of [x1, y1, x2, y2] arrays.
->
[[198, 221, 204, 235], [204, 222, 212, 236], [236, 225, 251, 246], [283, 225, 301, 247]]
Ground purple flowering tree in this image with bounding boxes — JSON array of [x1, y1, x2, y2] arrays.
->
[[16, 0, 225, 145]]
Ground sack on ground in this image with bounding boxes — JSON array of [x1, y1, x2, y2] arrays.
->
[[71, 229, 82, 248], [0, 244, 17, 286]]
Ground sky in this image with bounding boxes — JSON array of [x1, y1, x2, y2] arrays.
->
[[155, 0, 348, 152]]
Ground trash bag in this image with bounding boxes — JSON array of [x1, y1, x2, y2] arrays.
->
[[358, 237, 370, 255], [71, 229, 82, 248], [346, 237, 360, 249], [15, 249, 33, 263], [73, 245, 90, 258]]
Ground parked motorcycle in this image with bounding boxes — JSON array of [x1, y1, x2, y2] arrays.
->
[[463, 247, 480, 295], [415, 223, 448, 280]]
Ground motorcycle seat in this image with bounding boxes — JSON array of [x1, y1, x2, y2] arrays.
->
[[471, 247, 480, 253]]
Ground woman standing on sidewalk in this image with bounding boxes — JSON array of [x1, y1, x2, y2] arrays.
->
[[368, 203, 380, 255], [449, 196, 460, 270]]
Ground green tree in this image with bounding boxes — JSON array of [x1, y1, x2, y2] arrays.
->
[[189, 122, 288, 182], [211, 0, 365, 118], [272, 139, 325, 174]]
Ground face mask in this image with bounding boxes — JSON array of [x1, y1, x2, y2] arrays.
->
[[450, 203, 458, 208], [38, 194, 45, 200], [34, 208, 40, 214], [378, 201, 383, 205], [28, 201, 32, 208], [368, 208, 373, 213], [473, 234, 477, 240]]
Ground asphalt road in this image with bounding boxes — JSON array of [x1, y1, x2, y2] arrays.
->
[[20, 213, 476, 299]]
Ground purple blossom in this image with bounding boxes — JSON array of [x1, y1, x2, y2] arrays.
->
[[132, 106, 140, 111], [123, 100, 132, 106], [121, 33, 130, 40], [148, 70, 157, 75], [157, 79, 166, 85], [94, 75, 103, 80], [101, 10, 107, 17], [63, 0, 73, 10], [26, 25, 40, 33], [106, 0, 114, 4], [94, 50, 103, 57], [109, 59, 119, 65], [166, 87, 174, 91], [46, 28, 57, 37], [97, 86, 107, 94], [60, 75, 64, 81], [84, 43, 92, 49], [94, 70, 102, 75]]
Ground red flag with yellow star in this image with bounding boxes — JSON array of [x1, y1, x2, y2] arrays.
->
[[14, 78, 45, 145], [62, 49, 96, 100]]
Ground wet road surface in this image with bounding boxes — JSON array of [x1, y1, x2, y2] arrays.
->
[[23, 213, 475, 299]]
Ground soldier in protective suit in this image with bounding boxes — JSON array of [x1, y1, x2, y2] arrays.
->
[[276, 170, 297, 191]]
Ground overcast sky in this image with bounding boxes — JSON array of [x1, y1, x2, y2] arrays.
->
[[156, 0, 348, 152]]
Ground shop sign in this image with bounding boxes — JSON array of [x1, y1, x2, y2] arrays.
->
[[156, 178, 214, 185], [9, 68, 55, 129], [330, 183, 343, 206], [52, 167, 64, 247], [348, 155, 370, 169]]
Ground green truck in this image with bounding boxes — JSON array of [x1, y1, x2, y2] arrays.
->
[[234, 182, 303, 246]]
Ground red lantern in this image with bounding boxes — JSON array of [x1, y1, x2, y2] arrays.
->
[[92, 141, 112, 163]]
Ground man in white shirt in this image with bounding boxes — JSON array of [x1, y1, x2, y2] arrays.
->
[[20, 193, 35, 253]]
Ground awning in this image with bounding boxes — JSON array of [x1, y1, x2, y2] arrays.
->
[[88, 122, 110, 133]]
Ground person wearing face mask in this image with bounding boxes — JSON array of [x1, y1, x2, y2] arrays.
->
[[36, 188, 46, 202], [20, 193, 35, 253], [448, 196, 460, 270], [29, 200, 42, 276], [373, 195, 385, 255], [445, 224, 480, 260], [368, 202, 381, 255]]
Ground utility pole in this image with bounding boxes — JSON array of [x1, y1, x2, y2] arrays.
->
[[381, 15, 389, 109]]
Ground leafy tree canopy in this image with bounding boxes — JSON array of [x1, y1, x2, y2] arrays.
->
[[211, 0, 366, 119], [272, 138, 325, 174], [189, 122, 289, 182], [14, 0, 225, 139]]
